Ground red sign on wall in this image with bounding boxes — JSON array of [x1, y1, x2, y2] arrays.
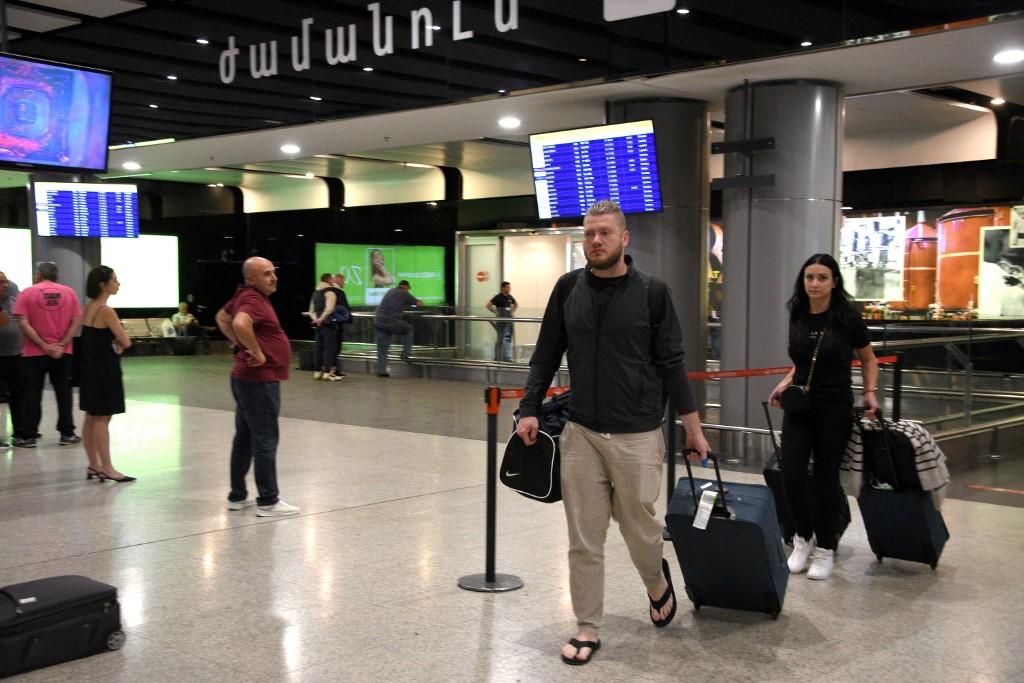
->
[[476, 270, 488, 283]]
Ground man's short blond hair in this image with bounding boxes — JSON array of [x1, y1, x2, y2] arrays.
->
[[585, 200, 626, 230]]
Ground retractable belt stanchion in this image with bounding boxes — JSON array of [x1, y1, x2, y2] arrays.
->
[[458, 386, 523, 593]]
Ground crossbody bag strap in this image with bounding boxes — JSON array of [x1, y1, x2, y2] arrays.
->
[[805, 328, 826, 391]]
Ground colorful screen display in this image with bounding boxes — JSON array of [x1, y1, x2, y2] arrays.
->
[[530, 120, 663, 220], [34, 182, 139, 238], [314, 243, 446, 306], [0, 54, 112, 172]]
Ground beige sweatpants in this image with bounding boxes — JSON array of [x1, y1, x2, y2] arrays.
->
[[560, 420, 665, 630]]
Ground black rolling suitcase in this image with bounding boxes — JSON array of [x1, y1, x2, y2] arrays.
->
[[0, 575, 125, 678], [856, 411, 949, 569], [666, 451, 789, 619], [761, 403, 851, 546]]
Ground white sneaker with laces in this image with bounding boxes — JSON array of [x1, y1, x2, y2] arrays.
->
[[788, 534, 816, 574], [807, 547, 835, 580], [256, 501, 301, 517], [227, 498, 256, 511]]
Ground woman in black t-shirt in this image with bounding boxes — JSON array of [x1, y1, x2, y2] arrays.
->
[[768, 253, 878, 581]]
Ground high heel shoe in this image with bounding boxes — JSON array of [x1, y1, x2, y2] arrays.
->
[[87, 467, 101, 480], [95, 471, 137, 483]]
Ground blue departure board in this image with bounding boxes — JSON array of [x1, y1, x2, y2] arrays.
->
[[530, 120, 662, 220], [34, 182, 138, 238]]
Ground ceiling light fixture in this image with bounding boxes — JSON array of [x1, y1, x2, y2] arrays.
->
[[394, 228, 404, 232], [216, 183, 224, 187], [196, 38, 209, 45], [578, 57, 588, 62], [304, 172, 315, 178], [800, 40, 812, 47], [991, 97, 1006, 105], [297, 234, 305, 237], [122, 161, 141, 171], [430, 25, 441, 30], [405, 162, 432, 169], [993, 49, 1024, 64], [427, 201, 438, 206], [166, 74, 178, 80], [362, 66, 374, 72], [676, 8, 690, 14], [148, 104, 159, 109], [498, 89, 507, 94], [498, 116, 521, 129], [280, 143, 301, 154], [207, 183, 217, 188], [309, 95, 322, 101], [841, 206, 852, 211]]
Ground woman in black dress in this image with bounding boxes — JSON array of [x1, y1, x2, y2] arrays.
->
[[768, 254, 877, 580], [80, 266, 135, 482]]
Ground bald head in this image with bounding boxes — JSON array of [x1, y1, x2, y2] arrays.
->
[[243, 257, 278, 296]]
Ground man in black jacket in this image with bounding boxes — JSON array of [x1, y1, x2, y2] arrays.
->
[[517, 200, 710, 665]]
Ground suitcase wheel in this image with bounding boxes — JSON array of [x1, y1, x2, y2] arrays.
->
[[106, 630, 126, 651], [766, 593, 781, 620]]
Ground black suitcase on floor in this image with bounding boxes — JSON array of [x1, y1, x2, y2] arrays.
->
[[856, 413, 949, 569], [666, 451, 789, 619], [0, 575, 125, 678], [762, 403, 851, 546]]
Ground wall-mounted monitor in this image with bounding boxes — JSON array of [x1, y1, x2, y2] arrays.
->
[[314, 242, 446, 306], [0, 53, 112, 173], [529, 120, 663, 220], [34, 181, 139, 238]]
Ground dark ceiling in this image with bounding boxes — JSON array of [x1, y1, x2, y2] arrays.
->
[[4, 0, 1023, 145]]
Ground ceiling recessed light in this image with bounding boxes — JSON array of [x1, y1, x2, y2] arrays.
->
[[427, 201, 438, 206], [578, 57, 588, 62], [148, 104, 158, 109], [676, 8, 690, 14], [498, 116, 521, 129], [994, 49, 1024, 64], [405, 162, 432, 169], [207, 183, 217, 188], [297, 233, 305, 237], [800, 41, 812, 47], [166, 74, 178, 80], [196, 38, 209, 45], [430, 25, 441, 30], [216, 183, 224, 187], [280, 143, 301, 154], [991, 97, 1006, 105], [498, 89, 507, 94], [841, 206, 853, 211], [304, 172, 315, 178], [394, 228, 404, 232], [309, 95, 322, 101], [362, 66, 374, 72], [122, 161, 141, 171]]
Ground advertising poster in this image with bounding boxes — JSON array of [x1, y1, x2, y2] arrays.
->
[[315, 243, 446, 306], [979, 226, 1024, 317], [839, 215, 906, 300]]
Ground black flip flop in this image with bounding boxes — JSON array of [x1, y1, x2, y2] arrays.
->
[[561, 638, 601, 666], [649, 557, 677, 628]]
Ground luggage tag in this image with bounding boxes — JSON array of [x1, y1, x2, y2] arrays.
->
[[693, 490, 718, 530]]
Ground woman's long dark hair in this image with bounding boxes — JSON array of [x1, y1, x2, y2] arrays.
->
[[787, 253, 855, 355], [86, 266, 115, 299]]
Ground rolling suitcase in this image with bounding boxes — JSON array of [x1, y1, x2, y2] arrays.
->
[[856, 412, 949, 569], [665, 451, 788, 619], [761, 402, 851, 546], [0, 575, 125, 678]]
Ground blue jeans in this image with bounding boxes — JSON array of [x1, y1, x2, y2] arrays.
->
[[496, 323, 513, 362], [228, 377, 281, 506], [374, 322, 413, 374]]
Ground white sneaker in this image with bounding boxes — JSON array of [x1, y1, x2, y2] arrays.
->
[[807, 548, 835, 580], [323, 373, 343, 381], [312, 372, 323, 380], [788, 535, 816, 573], [227, 498, 256, 511], [256, 501, 301, 517]]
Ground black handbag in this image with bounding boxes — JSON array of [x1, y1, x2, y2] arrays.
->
[[500, 431, 561, 503], [780, 329, 825, 415]]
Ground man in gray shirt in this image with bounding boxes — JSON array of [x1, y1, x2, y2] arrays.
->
[[373, 279, 421, 377], [0, 272, 28, 448]]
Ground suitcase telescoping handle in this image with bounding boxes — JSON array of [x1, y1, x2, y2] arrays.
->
[[682, 449, 734, 520], [853, 407, 903, 490]]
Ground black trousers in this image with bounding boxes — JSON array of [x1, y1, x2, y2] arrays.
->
[[780, 400, 852, 550], [0, 354, 31, 439], [23, 354, 76, 437]]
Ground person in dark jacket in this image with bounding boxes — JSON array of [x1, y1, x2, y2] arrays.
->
[[517, 200, 710, 666]]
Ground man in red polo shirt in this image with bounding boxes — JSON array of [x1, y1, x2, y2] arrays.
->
[[215, 256, 299, 517]]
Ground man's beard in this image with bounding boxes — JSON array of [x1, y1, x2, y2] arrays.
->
[[586, 244, 624, 271]]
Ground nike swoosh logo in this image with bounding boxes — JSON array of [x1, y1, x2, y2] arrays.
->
[[504, 471, 520, 477]]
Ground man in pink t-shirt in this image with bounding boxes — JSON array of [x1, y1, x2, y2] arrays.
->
[[13, 262, 82, 447]]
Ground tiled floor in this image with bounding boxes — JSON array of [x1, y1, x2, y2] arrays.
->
[[1, 355, 1022, 681]]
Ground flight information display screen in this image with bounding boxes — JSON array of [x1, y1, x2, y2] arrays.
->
[[34, 182, 139, 238], [530, 120, 663, 220]]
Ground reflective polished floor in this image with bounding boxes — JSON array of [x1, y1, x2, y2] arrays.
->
[[1, 355, 1022, 681]]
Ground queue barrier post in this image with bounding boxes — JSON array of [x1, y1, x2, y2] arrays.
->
[[458, 386, 523, 593]]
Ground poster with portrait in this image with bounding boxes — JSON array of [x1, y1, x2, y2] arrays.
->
[[979, 226, 1024, 317], [839, 215, 906, 300]]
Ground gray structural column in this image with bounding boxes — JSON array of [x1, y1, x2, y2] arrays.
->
[[607, 98, 711, 410], [27, 176, 99, 305], [720, 80, 844, 429]]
